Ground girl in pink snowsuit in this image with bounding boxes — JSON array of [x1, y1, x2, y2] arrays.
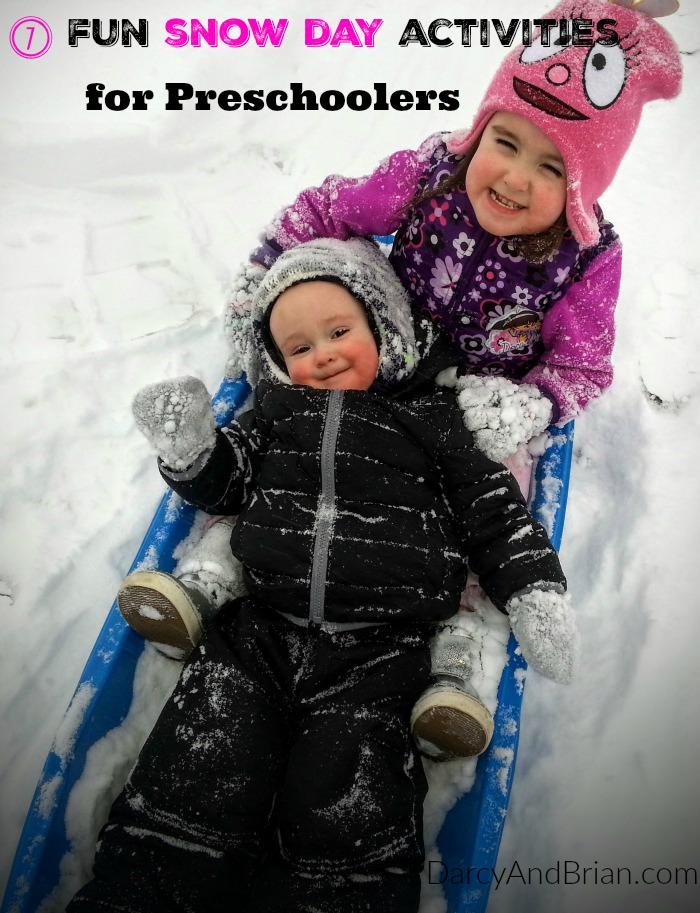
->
[[243, 1, 680, 448]]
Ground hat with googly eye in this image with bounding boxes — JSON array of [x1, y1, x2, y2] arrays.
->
[[447, 0, 682, 247]]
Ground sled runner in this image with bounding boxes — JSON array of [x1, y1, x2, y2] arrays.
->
[[438, 420, 573, 913], [1, 377, 574, 913]]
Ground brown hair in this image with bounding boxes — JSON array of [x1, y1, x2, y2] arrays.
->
[[403, 147, 568, 265]]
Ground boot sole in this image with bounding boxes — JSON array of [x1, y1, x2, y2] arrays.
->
[[411, 690, 495, 761], [117, 570, 205, 659]]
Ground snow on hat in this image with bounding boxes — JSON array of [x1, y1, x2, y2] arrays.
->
[[251, 238, 418, 388], [446, 0, 682, 247]]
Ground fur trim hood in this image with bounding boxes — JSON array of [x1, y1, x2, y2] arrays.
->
[[250, 238, 419, 389]]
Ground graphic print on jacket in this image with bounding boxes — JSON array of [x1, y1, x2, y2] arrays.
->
[[389, 137, 618, 380], [165, 380, 566, 626]]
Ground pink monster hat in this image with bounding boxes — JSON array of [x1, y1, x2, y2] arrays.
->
[[447, 0, 682, 247]]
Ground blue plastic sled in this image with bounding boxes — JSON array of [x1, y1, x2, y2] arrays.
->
[[1, 375, 574, 913]]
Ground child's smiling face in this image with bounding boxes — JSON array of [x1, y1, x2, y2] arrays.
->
[[269, 281, 379, 391], [465, 111, 567, 238]]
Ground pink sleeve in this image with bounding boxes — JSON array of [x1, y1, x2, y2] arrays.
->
[[523, 240, 623, 424], [263, 134, 444, 250]]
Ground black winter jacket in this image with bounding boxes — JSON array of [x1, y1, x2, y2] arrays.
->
[[163, 379, 566, 626]]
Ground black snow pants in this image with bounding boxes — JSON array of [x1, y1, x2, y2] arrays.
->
[[67, 597, 433, 913]]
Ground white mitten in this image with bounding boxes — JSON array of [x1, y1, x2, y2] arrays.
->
[[507, 588, 580, 684], [224, 261, 267, 382], [438, 369, 552, 462], [132, 376, 217, 471]]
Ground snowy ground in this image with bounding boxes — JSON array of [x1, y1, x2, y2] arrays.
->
[[1, 1, 699, 911]]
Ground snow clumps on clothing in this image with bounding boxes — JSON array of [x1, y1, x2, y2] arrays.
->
[[224, 261, 267, 381], [437, 368, 553, 462], [507, 587, 580, 684], [250, 238, 419, 389], [132, 376, 217, 472]]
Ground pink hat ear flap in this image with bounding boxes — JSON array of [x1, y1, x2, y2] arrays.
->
[[646, 35, 684, 102], [565, 182, 600, 249]]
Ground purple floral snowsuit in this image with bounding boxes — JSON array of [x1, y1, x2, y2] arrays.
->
[[253, 134, 623, 423]]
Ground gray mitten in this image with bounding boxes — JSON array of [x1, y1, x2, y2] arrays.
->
[[507, 588, 580, 684], [132, 376, 217, 471], [437, 369, 552, 462], [224, 261, 267, 382]]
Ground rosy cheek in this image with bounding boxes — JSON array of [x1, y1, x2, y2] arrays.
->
[[464, 167, 478, 198], [358, 351, 380, 384], [466, 157, 491, 192], [544, 187, 566, 220], [286, 362, 306, 385]]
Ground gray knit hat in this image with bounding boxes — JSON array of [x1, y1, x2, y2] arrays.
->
[[247, 238, 419, 389]]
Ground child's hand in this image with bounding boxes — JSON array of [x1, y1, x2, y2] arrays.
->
[[224, 261, 267, 382], [506, 588, 580, 684], [132, 376, 217, 471], [438, 371, 552, 462]]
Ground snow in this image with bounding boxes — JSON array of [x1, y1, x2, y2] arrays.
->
[[437, 369, 555, 462], [132, 375, 218, 470], [1, 1, 699, 912], [36, 652, 181, 913], [507, 589, 579, 684]]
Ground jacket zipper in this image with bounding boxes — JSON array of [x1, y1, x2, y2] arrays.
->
[[309, 389, 344, 625]]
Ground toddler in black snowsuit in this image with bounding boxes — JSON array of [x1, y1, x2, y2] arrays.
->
[[68, 238, 578, 913]]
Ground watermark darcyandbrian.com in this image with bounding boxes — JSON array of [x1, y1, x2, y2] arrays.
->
[[428, 860, 698, 890]]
